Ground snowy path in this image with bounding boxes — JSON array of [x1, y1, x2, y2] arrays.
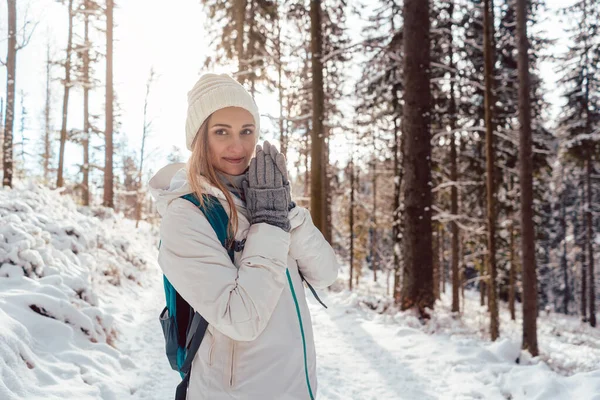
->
[[311, 293, 502, 400], [113, 264, 180, 400], [116, 262, 600, 400]]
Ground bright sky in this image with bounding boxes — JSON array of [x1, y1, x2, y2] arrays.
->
[[0, 0, 576, 183]]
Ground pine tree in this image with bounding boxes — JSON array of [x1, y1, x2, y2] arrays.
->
[[557, 0, 600, 327], [355, 0, 403, 298], [201, 0, 278, 91], [483, 0, 499, 340], [400, 0, 434, 315], [516, 0, 539, 356], [310, 0, 326, 235]]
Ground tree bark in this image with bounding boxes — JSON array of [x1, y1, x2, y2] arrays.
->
[[57, 0, 74, 188], [372, 135, 379, 282], [586, 154, 596, 327], [44, 42, 52, 185], [82, 2, 90, 205], [517, 0, 538, 353], [433, 223, 440, 300], [276, 4, 287, 159], [441, 225, 446, 294], [235, 0, 247, 84], [483, 0, 499, 340], [392, 108, 402, 304], [509, 221, 516, 321], [103, 0, 114, 208], [581, 185, 588, 321], [137, 69, 154, 228], [323, 128, 332, 244], [3, 0, 17, 188], [449, 0, 460, 313], [310, 0, 325, 235], [349, 153, 355, 291], [561, 181, 569, 314], [400, 0, 434, 315]]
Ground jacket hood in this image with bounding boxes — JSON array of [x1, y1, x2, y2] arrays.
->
[[148, 162, 245, 217]]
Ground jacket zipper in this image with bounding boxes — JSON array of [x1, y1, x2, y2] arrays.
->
[[229, 341, 236, 388]]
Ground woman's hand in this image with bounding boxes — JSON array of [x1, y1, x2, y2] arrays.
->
[[243, 141, 292, 232]]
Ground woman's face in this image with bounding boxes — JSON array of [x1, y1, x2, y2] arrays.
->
[[206, 107, 258, 176]]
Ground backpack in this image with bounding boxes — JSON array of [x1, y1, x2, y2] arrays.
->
[[158, 192, 326, 400]]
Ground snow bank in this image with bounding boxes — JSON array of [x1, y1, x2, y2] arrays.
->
[[0, 183, 155, 399]]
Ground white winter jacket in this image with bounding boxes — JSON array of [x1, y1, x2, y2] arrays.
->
[[149, 163, 339, 400]]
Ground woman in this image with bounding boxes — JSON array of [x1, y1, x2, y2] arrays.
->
[[149, 73, 339, 399]]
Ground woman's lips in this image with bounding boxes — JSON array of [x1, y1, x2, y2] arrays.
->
[[224, 157, 244, 164]]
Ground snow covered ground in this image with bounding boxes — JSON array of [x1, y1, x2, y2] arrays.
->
[[1, 184, 599, 399]]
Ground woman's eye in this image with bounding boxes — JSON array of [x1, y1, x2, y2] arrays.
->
[[242, 129, 253, 135], [215, 129, 227, 135]]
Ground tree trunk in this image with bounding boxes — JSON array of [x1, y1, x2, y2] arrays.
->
[[0, 97, 4, 169], [103, 0, 115, 208], [581, 185, 588, 321], [391, 8, 403, 304], [0, 97, 4, 172], [561, 182, 569, 314], [517, 0, 538, 354], [82, 3, 90, 206], [349, 154, 355, 291], [323, 129, 332, 244], [44, 42, 52, 185], [3, 0, 17, 188], [400, 0, 434, 315], [304, 123, 310, 198], [433, 223, 440, 300], [449, 0, 460, 313], [137, 69, 154, 228], [57, 0, 74, 188], [276, 5, 287, 159], [483, 0, 499, 341], [235, 0, 247, 84], [355, 168, 361, 289], [392, 103, 402, 304], [441, 225, 446, 294], [509, 221, 516, 320], [586, 154, 596, 327], [372, 145, 378, 283], [310, 0, 325, 235]]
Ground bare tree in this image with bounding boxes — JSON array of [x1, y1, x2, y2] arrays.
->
[[56, 0, 74, 188], [3, 0, 35, 188], [400, 0, 434, 315], [136, 67, 156, 227], [103, 0, 115, 208], [15, 90, 28, 178], [42, 41, 53, 185]]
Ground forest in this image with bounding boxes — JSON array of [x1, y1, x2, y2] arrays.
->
[[1, 0, 599, 397]]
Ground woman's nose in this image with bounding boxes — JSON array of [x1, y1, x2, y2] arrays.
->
[[227, 135, 245, 153]]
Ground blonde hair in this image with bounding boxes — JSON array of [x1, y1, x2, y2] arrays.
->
[[187, 116, 240, 249]]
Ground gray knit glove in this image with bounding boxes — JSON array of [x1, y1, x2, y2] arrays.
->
[[243, 141, 292, 232]]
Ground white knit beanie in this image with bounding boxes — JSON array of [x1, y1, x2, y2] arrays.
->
[[185, 73, 261, 151]]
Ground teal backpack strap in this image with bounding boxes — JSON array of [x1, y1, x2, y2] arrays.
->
[[180, 193, 234, 260], [173, 193, 234, 400]]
